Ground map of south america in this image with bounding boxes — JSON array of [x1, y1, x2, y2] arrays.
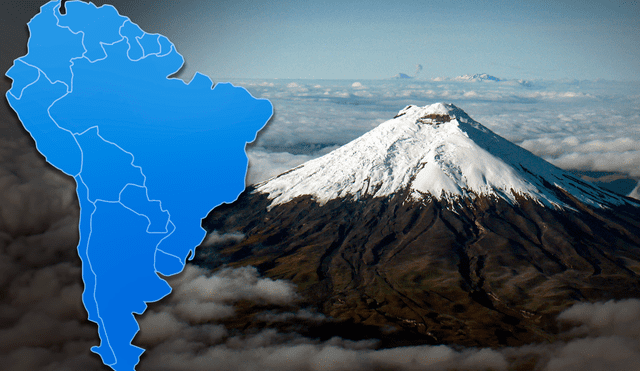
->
[[5, 1, 273, 370]]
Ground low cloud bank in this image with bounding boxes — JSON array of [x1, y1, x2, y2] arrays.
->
[[0, 137, 106, 371], [521, 137, 640, 178], [246, 150, 316, 185], [543, 299, 640, 371], [137, 265, 509, 371], [202, 231, 246, 247], [140, 339, 508, 371], [136, 293, 640, 371], [152, 265, 298, 319]]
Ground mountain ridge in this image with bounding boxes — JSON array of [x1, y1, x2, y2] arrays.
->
[[454, 73, 501, 81]]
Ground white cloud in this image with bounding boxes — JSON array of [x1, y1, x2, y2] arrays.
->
[[519, 137, 640, 177], [551, 150, 640, 177], [201, 231, 245, 247], [132, 257, 640, 371], [544, 336, 640, 371], [139, 334, 510, 371], [557, 299, 640, 339], [542, 299, 640, 371], [246, 149, 316, 185], [166, 265, 297, 306], [136, 311, 190, 344]]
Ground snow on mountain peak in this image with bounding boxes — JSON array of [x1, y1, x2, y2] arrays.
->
[[454, 73, 501, 82], [255, 103, 632, 210]]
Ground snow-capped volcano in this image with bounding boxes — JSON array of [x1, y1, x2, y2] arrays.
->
[[200, 103, 640, 348], [256, 103, 630, 209]]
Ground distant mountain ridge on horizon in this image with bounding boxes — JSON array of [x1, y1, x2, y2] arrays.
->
[[391, 73, 503, 81], [387, 73, 537, 87], [453, 73, 502, 81]]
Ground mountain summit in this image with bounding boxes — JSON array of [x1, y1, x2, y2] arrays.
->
[[257, 103, 629, 210], [454, 73, 502, 81], [198, 104, 640, 348]]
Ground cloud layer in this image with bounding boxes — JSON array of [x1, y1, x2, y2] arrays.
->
[[136, 270, 640, 371], [135, 263, 511, 371], [0, 137, 106, 371]]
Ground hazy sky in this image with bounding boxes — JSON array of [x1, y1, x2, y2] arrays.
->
[[2, 0, 640, 81]]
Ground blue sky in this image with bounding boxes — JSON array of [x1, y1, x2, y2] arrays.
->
[[127, 0, 640, 80], [2, 0, 639, 81]]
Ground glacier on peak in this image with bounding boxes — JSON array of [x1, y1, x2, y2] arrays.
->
[[454, 73, 502, 82], [255, 103, 632, 210]]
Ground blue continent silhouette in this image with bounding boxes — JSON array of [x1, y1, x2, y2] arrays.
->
[[5, 1, 272, 370]]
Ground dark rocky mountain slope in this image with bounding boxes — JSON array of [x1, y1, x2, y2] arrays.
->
[[195, 103, 640, 347]]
